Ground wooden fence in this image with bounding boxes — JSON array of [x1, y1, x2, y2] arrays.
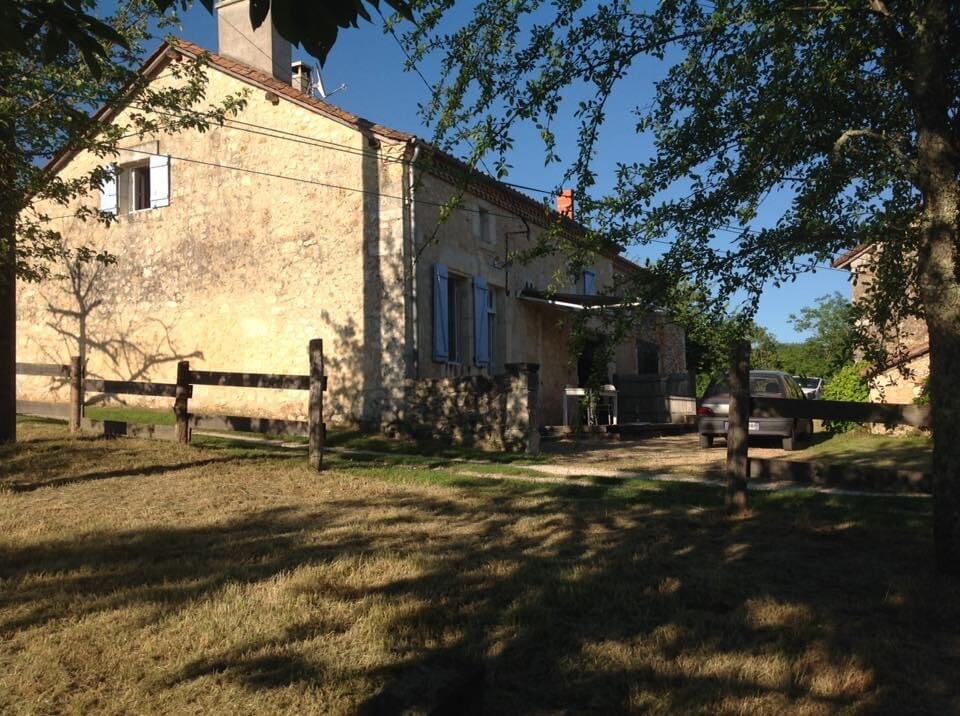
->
[[613, 371, 696, 423], [15, 338, 328, 470], [722, 342, 930, 509]]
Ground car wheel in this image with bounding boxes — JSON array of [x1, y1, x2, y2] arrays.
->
[[699, 434, 714, 449]]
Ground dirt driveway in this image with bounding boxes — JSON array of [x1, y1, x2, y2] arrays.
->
[[540, 432, 796, 479]]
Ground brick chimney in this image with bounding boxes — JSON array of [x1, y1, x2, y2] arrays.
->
[[557, 189, 575, 219], [216, 0, 292, 83], [290, 61, 311, 93]]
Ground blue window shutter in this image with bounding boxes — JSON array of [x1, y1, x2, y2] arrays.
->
[[149, 154, 170, 208], [433, 263, 449, 362], [583, 270, 596, 296], [473, 276, 490, 367], [99, 165, 118, 215]]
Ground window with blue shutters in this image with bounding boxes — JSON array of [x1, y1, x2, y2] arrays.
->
[[433, 263, 449, 362], [583, 269, 597, 295], [473, 277, 490, 367]]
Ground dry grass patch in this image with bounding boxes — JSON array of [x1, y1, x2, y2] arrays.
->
[[0, 418, 958, 714]]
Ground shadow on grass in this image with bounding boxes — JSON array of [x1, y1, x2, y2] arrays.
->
[[326, 429, 545, 464], [2, 456, 244, 493], [0, 430, 955, 713]]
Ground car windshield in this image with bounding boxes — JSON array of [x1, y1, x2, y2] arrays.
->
[[704, 375, 785, 398], [795, 377, 821, 389]]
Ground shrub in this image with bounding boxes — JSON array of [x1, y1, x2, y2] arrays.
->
[[822, 363, 870, 433]]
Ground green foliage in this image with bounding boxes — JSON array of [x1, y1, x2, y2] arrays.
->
[[1, 1, 249, 285], [0, 1, 413, 73], [822, 364, 870, 434], [404, 0, 950, 366], [787, 293, 855, 376]]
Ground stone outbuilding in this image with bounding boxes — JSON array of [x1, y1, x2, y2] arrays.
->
[[832, 244, 928, 404]]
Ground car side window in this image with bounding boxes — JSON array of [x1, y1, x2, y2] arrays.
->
[[785, 375, 804, 399]]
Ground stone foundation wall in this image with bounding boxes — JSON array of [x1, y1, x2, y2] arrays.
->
[[388, 363, 540, 453]]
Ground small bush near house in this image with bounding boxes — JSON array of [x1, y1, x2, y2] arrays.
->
[[823, 363, 870, 433]]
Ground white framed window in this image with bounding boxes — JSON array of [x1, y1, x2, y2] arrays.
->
[[130, 162, 151, 212], [479, 207, 493, 244], [99, 154, 170, 215]]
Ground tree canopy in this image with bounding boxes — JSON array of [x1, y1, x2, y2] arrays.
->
[[1, 0, 413, 71], [404, 0, 960, 573]]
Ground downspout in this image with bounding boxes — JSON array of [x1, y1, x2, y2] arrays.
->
[[406, 139, 421, 379]]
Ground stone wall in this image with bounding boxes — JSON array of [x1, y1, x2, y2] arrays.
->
[[388, 363, 541, 453], [16, 64, 410, 426]]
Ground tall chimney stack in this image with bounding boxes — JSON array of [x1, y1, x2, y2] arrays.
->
[[557, 189, 575, 219], [216, 0, 292, 83]]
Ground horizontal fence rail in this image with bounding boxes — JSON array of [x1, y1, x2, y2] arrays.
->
[[189, 370, 315, 391], [751, 397, 931, 428], [84, 379, 186, 399], [15, 362, 71, 378], [15, 339, 327, 470]]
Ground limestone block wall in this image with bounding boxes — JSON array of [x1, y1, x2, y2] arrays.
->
[[404, 170, 688, 426], [16, 65, 410, 425], [409, 173, 626, 426], [389, 363, 540, 452], [871, 353, 929, 405]]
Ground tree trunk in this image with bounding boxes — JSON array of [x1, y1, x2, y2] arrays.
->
[[725, 339, 750, 513], [0, 119, 15, 444], [919, 200, 960, 575], [909, 0, 960, 575]]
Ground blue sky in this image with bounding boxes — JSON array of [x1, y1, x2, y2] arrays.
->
[[156, 3, 852, 342]]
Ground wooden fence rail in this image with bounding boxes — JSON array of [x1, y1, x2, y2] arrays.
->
[[751, 396, 930, 428], [15, 362, 71, 378], [722, 349, 929, 507], [14, 338, 327, 470]]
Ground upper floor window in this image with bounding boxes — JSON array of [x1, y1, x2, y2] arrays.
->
[[99, 154, 170, 215], [472, 205, 495, 245], [582, 269, 596, 296]]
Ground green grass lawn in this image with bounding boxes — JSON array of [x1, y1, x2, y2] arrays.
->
[[793, 430, 932, 473], [0, 417, 957, 714]]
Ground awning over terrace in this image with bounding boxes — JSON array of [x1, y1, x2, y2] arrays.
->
[[517, 288, 626, 311]]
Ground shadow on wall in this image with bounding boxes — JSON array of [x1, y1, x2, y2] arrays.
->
[[35, 254, 202, 404], [0, 440, 954, 713], [317, 309, 365, 426]]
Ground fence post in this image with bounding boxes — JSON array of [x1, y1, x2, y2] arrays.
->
[[726, 340, 750, 513], [308, 338, 325, 471], [174, 360, 191, 444], [69, 355, 83, 433]]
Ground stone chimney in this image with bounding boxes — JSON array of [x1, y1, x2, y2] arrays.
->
[[217, 0, 292, 83], [557, 189, 575, 219], [290, 61, 311, 94]]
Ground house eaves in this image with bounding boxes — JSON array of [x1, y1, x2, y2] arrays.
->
[[832, 244, 872, 269]]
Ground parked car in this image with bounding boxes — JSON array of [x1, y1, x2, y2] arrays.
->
[[697, 370, 814, 450], [794, 375, 824, 400]]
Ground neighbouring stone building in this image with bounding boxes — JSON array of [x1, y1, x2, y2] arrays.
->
[[16, 0, 686, 445], [832, 244, 929, 404]]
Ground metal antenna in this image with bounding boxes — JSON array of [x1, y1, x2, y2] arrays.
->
[[312, 64, 346, 99]]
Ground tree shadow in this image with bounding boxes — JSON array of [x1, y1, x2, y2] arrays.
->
[[1, 440, 957, 713]]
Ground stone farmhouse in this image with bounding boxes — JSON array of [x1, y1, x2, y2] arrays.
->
[[16, 1, 686, 443], [832, 244, 928, 403]]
